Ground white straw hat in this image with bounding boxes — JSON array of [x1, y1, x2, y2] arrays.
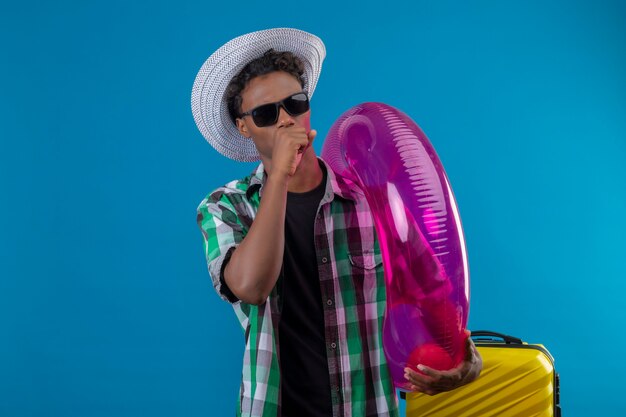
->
[[191, 28, 326, 162]]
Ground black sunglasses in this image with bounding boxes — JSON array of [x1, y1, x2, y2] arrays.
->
[[240, 92, 310, 127]]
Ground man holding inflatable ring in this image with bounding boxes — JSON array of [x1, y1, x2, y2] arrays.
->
[[192, 28, 482, 417]]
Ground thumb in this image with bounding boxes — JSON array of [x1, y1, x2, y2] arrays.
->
[[308, 129, 317, 141]]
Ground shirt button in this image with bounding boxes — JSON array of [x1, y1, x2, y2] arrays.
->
[[322, 257, 328, 263], [327, 299, 333, 306], [330, 342, 337, 349]]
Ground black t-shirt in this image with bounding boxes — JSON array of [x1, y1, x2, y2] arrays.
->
[[280, 165, 332, 417], [220, 164, 332, 416]]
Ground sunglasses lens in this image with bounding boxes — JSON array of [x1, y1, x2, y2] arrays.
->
[[284, 93, 309, 116], [252, 104, 279, 127], [248, 93, 310, 127]]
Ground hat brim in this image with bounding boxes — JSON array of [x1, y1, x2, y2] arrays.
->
[[191, 28, 326, 162]]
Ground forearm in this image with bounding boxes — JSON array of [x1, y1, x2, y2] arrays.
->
[[224, 174, 288, 305]]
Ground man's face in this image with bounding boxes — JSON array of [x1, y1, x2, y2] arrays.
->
[[235, 71, 312, 161]]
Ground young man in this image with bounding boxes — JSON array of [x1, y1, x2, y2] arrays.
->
[[192, 28, 481, 417]]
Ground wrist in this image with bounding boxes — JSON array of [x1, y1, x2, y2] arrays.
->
[[462, 350, 482, 384], [266, 171, 290, 189]]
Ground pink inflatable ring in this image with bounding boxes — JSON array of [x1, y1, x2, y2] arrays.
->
[[322, 103, 470, 390]]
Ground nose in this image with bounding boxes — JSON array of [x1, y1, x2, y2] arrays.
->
[[277, 105, 295, 128]]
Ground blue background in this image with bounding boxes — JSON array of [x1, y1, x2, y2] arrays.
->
[[1, 1, 624, 416]]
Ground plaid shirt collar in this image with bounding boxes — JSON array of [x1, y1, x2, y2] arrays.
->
[[245, 157, 360, 202]]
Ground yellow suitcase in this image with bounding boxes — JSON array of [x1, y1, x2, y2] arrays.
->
[[403, 331, 561, 417]]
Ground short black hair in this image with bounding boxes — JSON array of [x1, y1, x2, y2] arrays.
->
[[225, 49, 305, 123]]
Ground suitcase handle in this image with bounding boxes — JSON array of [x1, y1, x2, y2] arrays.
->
[[471, 330, 523, 344]]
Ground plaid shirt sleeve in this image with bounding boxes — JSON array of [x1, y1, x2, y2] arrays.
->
[[197, 183, 251, 303], [197, 173, 283, 417]]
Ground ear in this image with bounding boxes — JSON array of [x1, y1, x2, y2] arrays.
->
[[236, 118, 251, 138]]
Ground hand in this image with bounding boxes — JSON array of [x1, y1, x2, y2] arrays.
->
[[404, 331, 482, 396], [270, 124, 317, 178]]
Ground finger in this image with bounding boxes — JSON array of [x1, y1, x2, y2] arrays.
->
[[294, 152, 303, 169], [308, 129, 317, 141], [288, 131, 310, 146], [275, 126, 306, 141], [405, 368, 454, 395], [278, 131, 308, 150], [410, 379, 436, 391], [296, 138, 310, 153], [404, 367, 435, 385], [411, 365, 463, 388], [413, 364, 441, 378], [408, 383, 437, 396]]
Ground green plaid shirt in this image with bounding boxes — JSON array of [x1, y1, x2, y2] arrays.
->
[[197, 159, 399, 417]]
